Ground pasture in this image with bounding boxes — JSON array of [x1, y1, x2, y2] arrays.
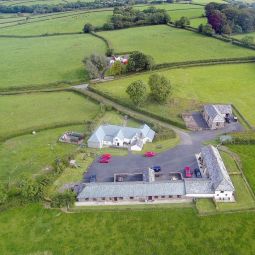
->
[[232, 31, 255, 41], [98, 25, 255, 64], [94, 63, 255, 126], [0, 91, 100, 139], [0, 10, 112, 35], [0, 34, 105, 89], [189, 17, 207, 28]]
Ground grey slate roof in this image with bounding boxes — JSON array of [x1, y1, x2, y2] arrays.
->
[[77, 181, 185, 199], [184, 179, 214, 194], [201, 145, 235, 192], [215, 104, 232, 115], [88, 124, 155, 144], [204, 105, 225, 122]]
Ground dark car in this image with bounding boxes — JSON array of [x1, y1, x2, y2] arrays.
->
[[152, 166, 161, 172], [194, 168, 202, 178], [225, 117, 231, 123], [89, 175, 97, 183]]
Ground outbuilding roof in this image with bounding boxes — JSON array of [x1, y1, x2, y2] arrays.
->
[[201, 145, 235, 192], [184, 179, 214, 195], [77, 181, 185, 199], [204, 105, 225, 122]]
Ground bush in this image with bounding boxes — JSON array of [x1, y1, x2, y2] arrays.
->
[[50, 191, 76, 208], [106, 48, 114, 57], [83, 23, 94, 33], [126, 80, 147, 106], [126, 51, 154, 72]]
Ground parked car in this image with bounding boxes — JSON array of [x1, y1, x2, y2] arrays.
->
[[185, 166, 192, 178], [194, 168, 202, 178], [233, 116, 238, 122], [225, 117, 231, 123], [152, 166, 161, 172], [144, 151, 156, 157], [89, 175, 97, 182], [99, 158, 110, 163], [101, 153, 112, 160]]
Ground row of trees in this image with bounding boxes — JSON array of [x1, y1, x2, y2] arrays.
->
[[205, 2, 255, 34], [101, 6, 170, 30], [84, 51, 154, 79], [126, 74, 172, 106], [0, 0, 147, 14]]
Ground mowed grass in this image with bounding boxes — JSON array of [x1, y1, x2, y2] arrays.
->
[[1, 204, 255, 254], [0, 10, 112, 35], [98, 25, 255, 64], [0, 92, 100, 139], [94, 63, 255, 126], [0, 124, 86, 180], [0, 34, 106, 89]]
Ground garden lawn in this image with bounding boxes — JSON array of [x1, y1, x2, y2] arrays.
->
[[0, 124, 85, 180], [0, 10, 112, 35], [98, 25, 255, 64], [94, 63, 255, 126], [0, 92, 100, 140], [1, 204, 255, 254], [0, 34, 106, 89]]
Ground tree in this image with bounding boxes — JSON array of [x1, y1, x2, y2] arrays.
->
[[110, 61, 125, 76], [83, 53, 109, 79], [50, 191, 76, 208], [148, 74, 172, 103], [207, 10, 227, 34], [202, 23, 214, 36], [126, 80, 147, 106], [126, 51, 154, 72], [83, 23, 94, 33], [106, 48, 114, 57], [241, 36, 254, 46], [175, 16, 190, 28]]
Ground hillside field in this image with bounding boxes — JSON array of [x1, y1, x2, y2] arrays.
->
[[0, 91, 100, 139], [94, 63, 255, 126], [0, 34, 106, 89], [233, 31, 255, 41], [98, 25, 255, 64]]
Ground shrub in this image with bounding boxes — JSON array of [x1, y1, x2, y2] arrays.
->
[[83, 23, 94, 33], [50, 191, 76, 208], [126, 51, 154, 72]]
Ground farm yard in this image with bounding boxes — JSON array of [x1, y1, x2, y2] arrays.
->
[[1, 0, 255, 254], [93, 63, 255, 126], [98, 25, 255, 64]]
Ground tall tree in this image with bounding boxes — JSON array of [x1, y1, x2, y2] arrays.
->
[[126, 80, 147, 106], [148, 74, 172, 103]]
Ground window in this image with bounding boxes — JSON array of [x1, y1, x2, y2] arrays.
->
[[177, 195, 181, 198], [130, 197, 134, 200], [225, 194, 228, 196], [161, 196, 165, 198], [169, 195, 173, 198], [216, 122, 220, 127], [220, 191, 224, 193], [154, 196, 158, 199], [217, 194, 219, 196], [119, 197, 123, 200], [102, 197, 105, 200]]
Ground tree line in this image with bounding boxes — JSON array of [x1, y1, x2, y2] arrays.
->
[[205, 2, 255, 34], [0, 0, 147, 14]]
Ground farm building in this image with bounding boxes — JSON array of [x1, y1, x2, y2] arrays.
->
[[77, 145, 235, 205], [203, 104, 232, 130], [59, 132, 84, 144], [87, 124, 155, 151]]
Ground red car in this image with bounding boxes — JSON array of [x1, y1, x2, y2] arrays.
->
[[101, 153, 112, 160], [185, 166, 192, 178], [144, 151, 156, 157], [99, 158, 110, 163]]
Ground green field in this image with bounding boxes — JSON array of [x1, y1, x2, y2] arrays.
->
[[94, 63, 255, 126], [98, 25, 255, 64], [0, 10, 112, 35], [0, 91, 100, 139], [189, 17, 207, 28], [168, 8, 204, 20], [0, 0, 93, 6], [232, 31, 255, 41], [0, 34, 106, 89]]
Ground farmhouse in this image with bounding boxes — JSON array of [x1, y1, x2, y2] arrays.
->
[[77, 145, 235, 204], [87, 124, 155, 151], [203, 104, 232, 130]]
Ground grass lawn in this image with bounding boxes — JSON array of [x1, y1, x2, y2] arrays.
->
[[0, 124, 85, 181], [94, 63, 255, 126], [0, 91, 100, 140], [189, 17, 207, 28], [1, 203, 255, 254], [195, 198, 216, 214], [0, 10, 112, 35], [220, 151, 240, 173], [0, 34, 106, 90], [98, 25, 255, 64]]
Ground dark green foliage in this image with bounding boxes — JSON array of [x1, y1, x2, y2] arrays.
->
[[110, 61, 126, 76], [175, 16, 190, 28], [205, 2, 255, 34], [223, 131, 255, 145], [50, 191, 76, 208], [0, 184, 8, 205], [106, 48, 114, 57], [104, 6, 170, 30], [126, 51, 154, 72], [83, 23, 94, 33], [198, 23, 214, 36], [148, 74, 172, 103], [126, 80, 147, 106]]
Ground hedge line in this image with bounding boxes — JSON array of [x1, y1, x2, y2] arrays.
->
[[222, 131, 255, 145], [90, 31, 112, 50], [88, 86, 186, 129], [153, 56, 255, 70], [0, 32, 81, 38], [232, 104, 254, 130]]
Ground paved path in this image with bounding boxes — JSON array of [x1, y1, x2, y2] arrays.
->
[[71, 86, 243, 182]]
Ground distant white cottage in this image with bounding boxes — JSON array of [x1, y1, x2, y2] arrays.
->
[[87, 124, 155, 151], [203, 104, 232, 130]]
